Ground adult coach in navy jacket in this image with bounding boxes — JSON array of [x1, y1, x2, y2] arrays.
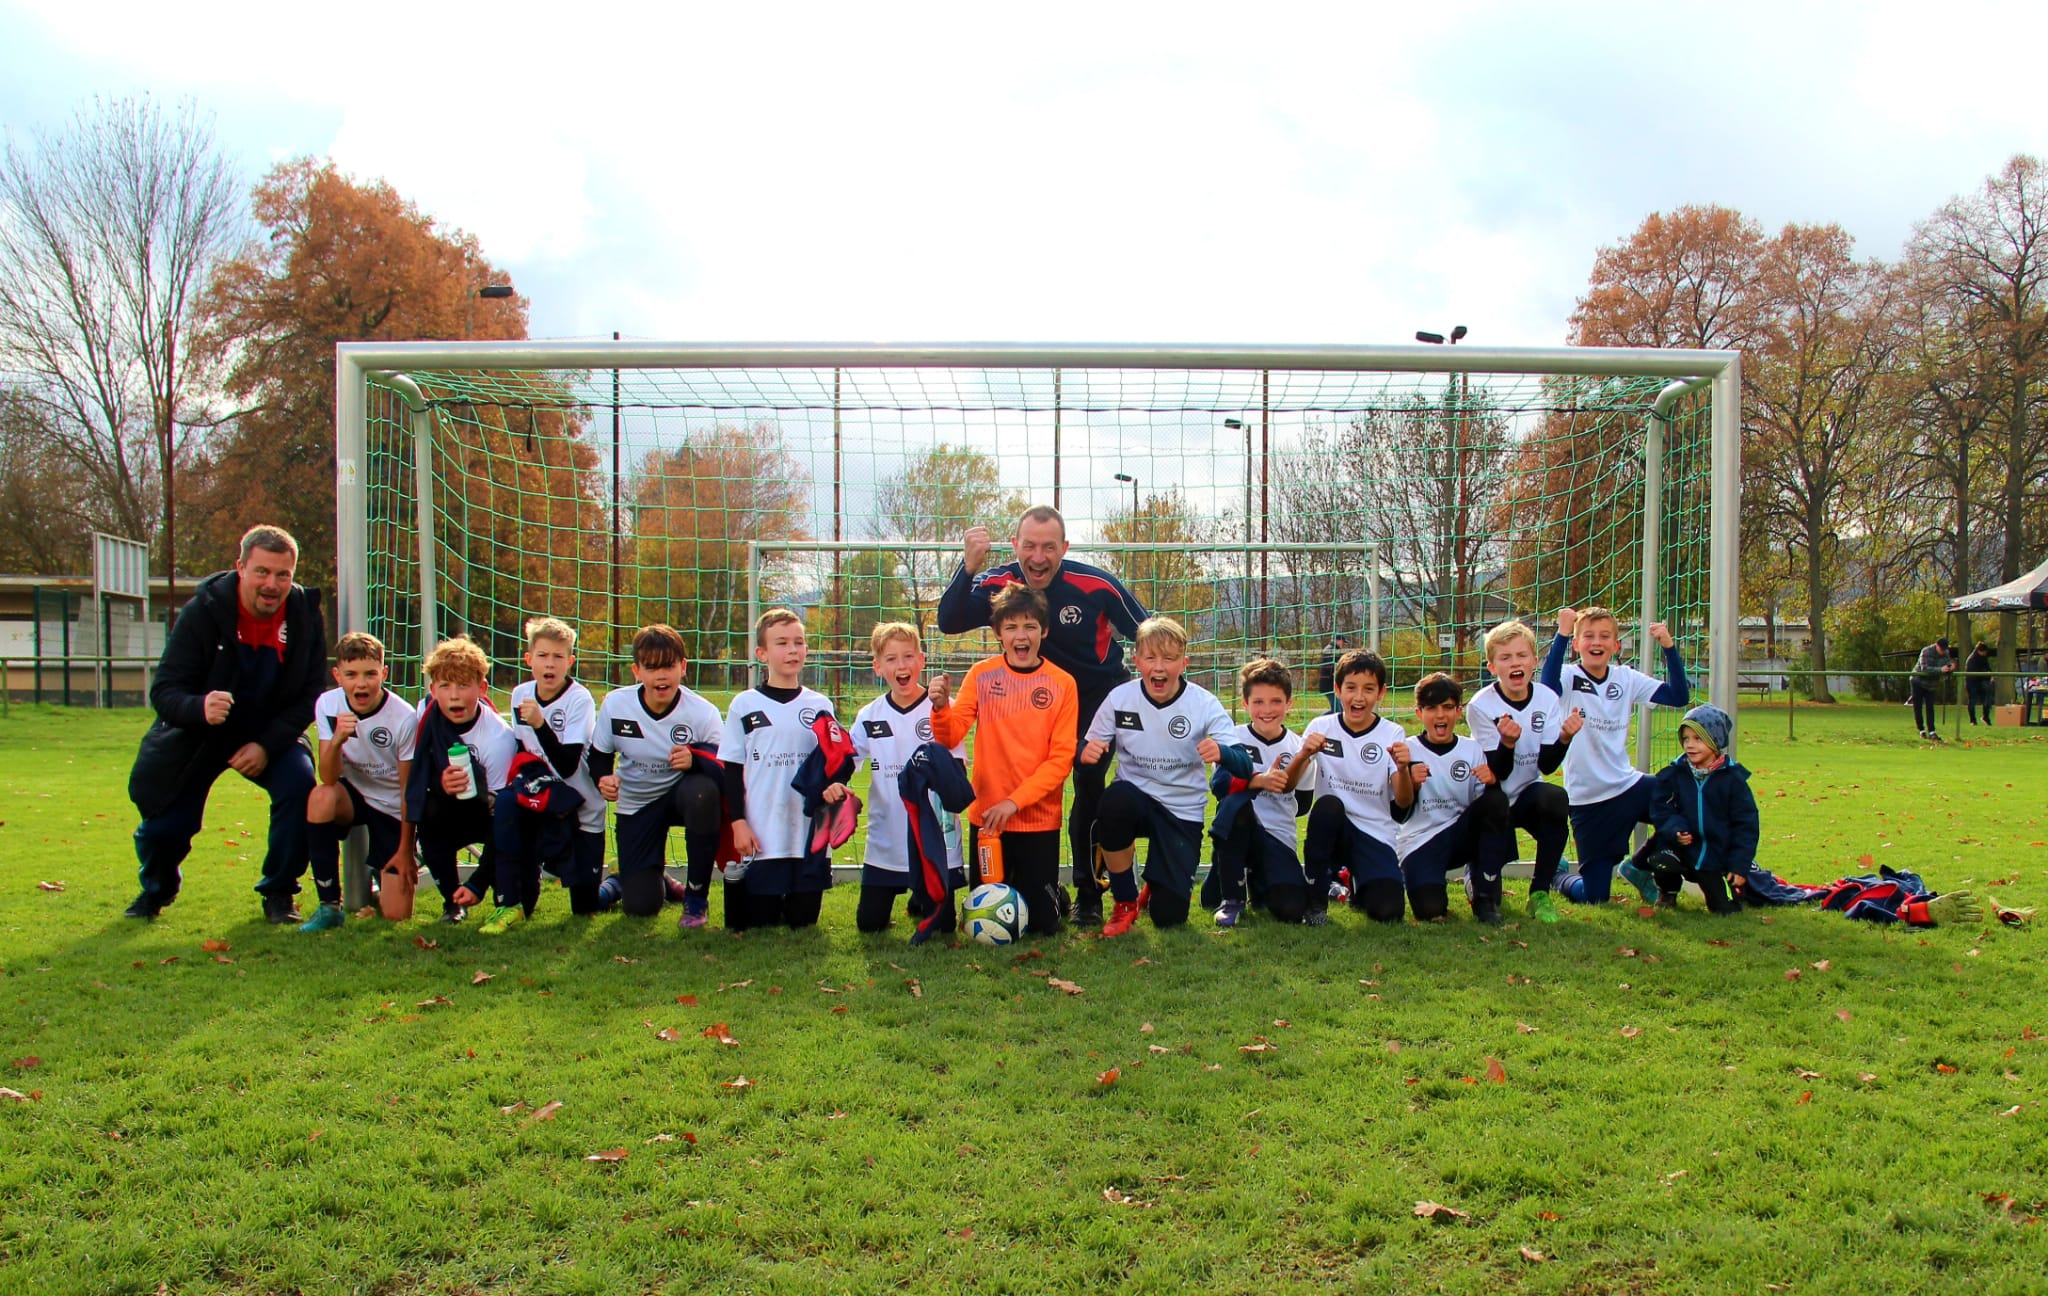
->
[[937, 505, 1146, 924], [124, 525, 327, 922]]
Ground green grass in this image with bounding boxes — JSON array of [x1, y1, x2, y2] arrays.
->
[[1, 701, 2044, 1295]]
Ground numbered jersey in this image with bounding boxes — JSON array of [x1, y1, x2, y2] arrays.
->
[[1557, 660, 1665, 803], [1084, 679, 1239, 823], [400, 699, 518, 793], [852, 691, 966, 874], [509, 678, 604, 831], [1230, 722, 1315, 850], [1301, 712, 1406, 845], [719, 687, 837, 860], [1396, 734, 1489, 859], [592, 684, 726, 816], [1466, 681, 1565, 799], [314, 687, 416, 818]]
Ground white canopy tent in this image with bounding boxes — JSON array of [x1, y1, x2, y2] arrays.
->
[[1948, 556, 2048, 612]]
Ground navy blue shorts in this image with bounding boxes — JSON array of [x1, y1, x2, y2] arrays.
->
[[1567, 775, 1658, 876], [340, 780, 405, 865], [613, 800, 680, 877], [1322, 812, 1401, 885], [1096, 782, 1205, 898], [1400, 825, 1466, 888], [740, 853, 833, 896], [544, 829, 606, 888]]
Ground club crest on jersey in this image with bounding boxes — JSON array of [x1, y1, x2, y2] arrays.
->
[[825, 720, 847, 743], [612, 717, 645, 739], [1605, 682, 1622, 700], [1450, 759, 1472, 781], [1571, 676, 1599, 695], [864, 720, 894, 739], [1114, 710, 1143, 731], [368, 727, 392, 749], [915, 717, 933, 740], [740, 711, 771, 733], [800, 707, 823, 727], [1360, 742, 1383, 764], [548, 709, 567, 733], [1058, 604, 1083, 626], [670, 724, 693, 746], [1274, 751, 1291, 770], [1531, 712, 1548, 732], [1029, 686, 1053, 710], [1168, 715, 1192, 739]]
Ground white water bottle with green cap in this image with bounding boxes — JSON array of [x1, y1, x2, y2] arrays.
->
[[447, 742, 478, 800]]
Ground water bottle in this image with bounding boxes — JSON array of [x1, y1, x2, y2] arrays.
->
[[447, 742, 478, 800]]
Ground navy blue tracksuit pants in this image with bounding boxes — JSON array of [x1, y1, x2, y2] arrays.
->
[[133, 744, 316, 908]]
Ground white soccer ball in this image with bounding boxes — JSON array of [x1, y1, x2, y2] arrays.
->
[[962, 883, 1028, 946]]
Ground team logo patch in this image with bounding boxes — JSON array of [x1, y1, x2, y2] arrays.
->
[[670, 724, 693, 746], [800, 707, 823, 727], [611, 717, 645, 739], [740, 711, 771, 734], [1029, 686, 1053, 710], [864, 720, 894, 739], [548, 709, 567, 733], [1321, 739, 1344, 758], [1360, 742, 1383, 764], [825, 719, 846, 743], [1167, 715, 1192, 739], [1450, 759, 1472, 782], [1605, 682, 1622, 700], [915, 716, 933, 741], [1571, 677, 1599, 695], [367, 727, 392, 749], [987, 677, 1008, 698], [1059, 605, 1083, 626], [1241, 744, 1264, 766], [1114, 710, 1143, 731]]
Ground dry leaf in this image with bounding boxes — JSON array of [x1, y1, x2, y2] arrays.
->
[[212, 955, 235, 965], [1784, 968, 1802, 982], [1707, 939, 1731, 948], [1619, 1026, 1642, 1039], [1619, 947, 1638, 958], [1101, 1186, 1153, 1207], [702, 1023, 738, 1046], [816, 981, 839, 994], [645, 1133, 677, 1143], [906, 978, 923, 999], [1048, 978, 1085, 995], [656, 1028, 681, 1042], [1537, 1210, 1561, 1221], [1204, 1063, 1223, 1072], [721, 1075, 755, 1089], [1148, 1045, 1170, 1055], [499, 1101, 528, 1115], [159, 956, 179, 965], [1517, 1022, 1539, 1034], [613, 956, 639, 965], [1836, 1009, 1853, 1023], [1097, 1067, 1121, 1086], [1414, 1200, 1469, 1221], [529, 1100, 564, 1122], [1273, 1019, 1292, 1029], [831, 1004, 849, 1014], [471, 969, 493, 985], [1385, 1040, 1403, 1053], [585, 1148, 630, 1162], [1240, 1036, 1276, 1053], [828, 1111, 847, 1120], [1139, 1022, 1155, 1034], [416, 994, 452, 1009], [1520, 1245, 1546, 1263], [722, 978, 754, 990], [1485, 1056, 1507, 1085], [11, 1057, 40, 1070], [1936, 1063, 1958, 1074], [676, 994, 699, 1006], [1796, 1091, 1813, 1104], [1999, 1105, 2022, 1117], [1811, 960, 1831, 971], [0, 1087, 34, 1102], [201, 938, 231, 953], [1131, 956, 1153, 966], [35, 880, 64, 892], [413, 935, 438, 949]]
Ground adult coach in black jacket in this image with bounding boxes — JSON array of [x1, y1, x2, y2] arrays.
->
[[937, 505, 1146, 925], [125, 525, 328, 922]]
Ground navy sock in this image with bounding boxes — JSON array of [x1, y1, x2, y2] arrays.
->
[[1109, 869, 1139, 903]]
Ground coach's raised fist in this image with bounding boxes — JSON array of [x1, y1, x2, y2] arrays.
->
[[203, 690, 235, 726], [927, 673, 951, 709], [1556, 607, 1578, 637], [1648, 621, 1674, 649], [962, 526, 992, 575]]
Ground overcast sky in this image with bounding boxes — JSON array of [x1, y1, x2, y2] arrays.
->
[[6, 0, 2046, 352]]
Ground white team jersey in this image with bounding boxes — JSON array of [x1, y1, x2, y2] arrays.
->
[[400, 697, 518, 793], [1396, 734, 1489, 859], [592, 684, 726, 817], [1085, 679, 1239, 823], [314, 686, 416, 818], [851, 691, 966, 874], [1556, 654, 1667, 803], [720, 687, 837, 861], [1230, 722, 1315, 851], [509, 678, 605, 832], [1466, 681, 1565, 799], [1301, 712, 1406, 844]]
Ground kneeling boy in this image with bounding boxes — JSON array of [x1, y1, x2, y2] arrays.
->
[[1394, 672, 1512, 924], [1466, 620, 1578, 923], [302, 632, 417, 931], [851, 622, 967, 933], [1208, 658, 1318, 926], [399, 637, 517, 922], [1301, 649, 1406, 923]]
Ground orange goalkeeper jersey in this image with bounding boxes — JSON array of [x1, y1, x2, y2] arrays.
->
[[929, 655, 1079, 833]]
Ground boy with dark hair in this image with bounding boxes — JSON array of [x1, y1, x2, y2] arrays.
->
[[1539, 605, 1689, 907], [589, 623, 727, 926], [398, 636, 517, 923], [850, 622, 967, 934], [1081, 617, 1250, 936], [1395, 672, 1512, 925], [1466, 619, 1579, 923], [300, 631, 416, 932], [1301, 648, 1407, 923], [1208, 657, 1318, 926], [929, 583, 1079, 940]]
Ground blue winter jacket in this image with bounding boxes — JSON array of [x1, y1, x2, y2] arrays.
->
[[1650, 756, 1759, 877]]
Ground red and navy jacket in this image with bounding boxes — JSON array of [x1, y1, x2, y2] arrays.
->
[[937, 558, 1147, 697]]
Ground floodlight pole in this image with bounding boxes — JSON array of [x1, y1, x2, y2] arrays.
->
[[611, 332, 622, 675]]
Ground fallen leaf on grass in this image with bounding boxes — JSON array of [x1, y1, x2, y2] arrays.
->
[[1619, 947, 1639, 958], [1537, 1209, 1561, 1221], [828, 1111, 847, 1121], [1240, 1037, 1277, 1054], [528, 1101, 564, 1122], [1784, 969, 1803, 982], [1102, 1186, 1152, 1207], [906, 979, 923, 999], [35, 880, 64, 892], [1414, 1201, 1469, 1222], [309, 1128, 323, 1142], [955, 1226, 975, 1239], [412, 936, 438, 950], [1999, 1105, 2022, 1117], [831, 1004, 848, 1014], [201, 938, 231, 953], [613, 956, 639, 965], [1517, 1022, 1540, 1034], [499, 1101, 527, 1115], [1707, 939, 1731, 948], [1619, 1026, 1642, 1039], [416, 994, 452, 1009], [1131, 957, 1153, 966], [1836, 1009, 1853, 1023], [1204, 1063, 1223, 1072], [1139, 1022, 1155, 1034], [645, 1133, 677, 1143], [1097, 1068, 1121, 1086], [702, 1023, 738, 1046], [720, 978, 754, 990], [212, 955, 234, 965], [11, 1057, 39, 1070], [676, 994, 699, 1006], [1795, 1067, 1824, 1079], [656, 1028, 681, 1042], [1936, 1063, 1958, 1074], [1485, 1057, 1507, 1085], [1811, 960, 1831, 972], [1048, 978, 1084, 995], [1520, 1245, 1547, 1263], [1272, 1019, 1292, 1029], [721, 1075, 755, 1089], [159, 956, 179, 965], [471, 970, 493, 985], [1795, 1091, 1813, 1105], [0, 1088, 36, 1102], [1385, 1040, 1403, 1054], [816, 981, 839, 994], [1148, 1045, 1170, 1055], [585, 1148, 630, 1162]]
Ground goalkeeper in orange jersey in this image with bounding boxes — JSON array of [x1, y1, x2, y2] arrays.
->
[[928, 583, 1078, 938]]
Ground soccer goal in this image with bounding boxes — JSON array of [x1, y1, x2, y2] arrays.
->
[[335, 342, 1740, 748]]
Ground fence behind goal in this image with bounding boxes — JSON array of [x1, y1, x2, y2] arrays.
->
[[337, 343, 1740, 766]]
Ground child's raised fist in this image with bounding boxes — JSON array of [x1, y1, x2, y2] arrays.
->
[[1196, 737, 1222, 764], [927, 673, 951, 709], [1556, 607, 1578, 637]]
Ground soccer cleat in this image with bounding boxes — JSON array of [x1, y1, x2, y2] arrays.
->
[[298, 903, 346, 933], [478, 905, 526, 935], [1100, 899, 1141, 938], [262, 894, 302, 925], [1215, 900, 1245, 929], [677, 890, 709, 930], [123, 894, 161, 921], [1301, 909, 1330, 927], [441, 903, 467, 924], [1473, 902, 1505, 926], [1136, 882, 1152, 912], [1073, 896, 1105, 928], [1618, 860, 1661, 905]]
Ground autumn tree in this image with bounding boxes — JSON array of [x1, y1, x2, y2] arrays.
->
[[193, 158, 528, 597], [872, 444, 1026, 634], [1267, 417, 1374, 648], [1099, 490, 1216, 640], [0, 389, 93, 572], [0, 96, 244, 597]]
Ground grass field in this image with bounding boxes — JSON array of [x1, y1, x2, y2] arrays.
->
[[1, 700, 2044, 1295]]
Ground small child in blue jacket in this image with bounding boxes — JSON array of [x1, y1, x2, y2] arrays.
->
[[1634, 704, 1752, 915]]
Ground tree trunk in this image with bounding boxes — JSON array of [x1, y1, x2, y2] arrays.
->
[[1804, 529, 1834, 703]]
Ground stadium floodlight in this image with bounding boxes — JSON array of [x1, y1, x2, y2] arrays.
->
[[476, 284, 516, 299]]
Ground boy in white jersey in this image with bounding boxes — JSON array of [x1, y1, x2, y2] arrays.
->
[[850, 622, 966, 933], [1395, 672, 1511, 924], [1081, 617, 1249, 937], [396, 637, 518, 923], [1301, 648, 1408, 923], [720, 608, 841, 930], [588, 624, 728, 927], [469, 618, 606, 933], [1466, 620, 1580, 924], [300, 632, 416, 932], [1207, 658, 1318, 927], [1538, 605, 1690, 907]]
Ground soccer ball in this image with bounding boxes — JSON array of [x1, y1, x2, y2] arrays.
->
[[962, 883, 1028, 946]]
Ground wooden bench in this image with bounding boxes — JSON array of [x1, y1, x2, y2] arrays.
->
[[1738, 678, 1773, 703]]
